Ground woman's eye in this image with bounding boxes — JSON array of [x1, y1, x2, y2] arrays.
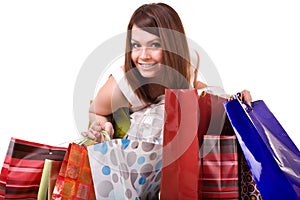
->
[[131, 43, 141, 49], [151, 42, 161, 48], [131, 42, 161, 50]]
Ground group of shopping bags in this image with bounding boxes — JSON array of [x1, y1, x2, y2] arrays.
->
[[160, 89, 300, 199], [161, 89, 244, 199], [0, 89, 299, 199], [0, 138, 161, 199]]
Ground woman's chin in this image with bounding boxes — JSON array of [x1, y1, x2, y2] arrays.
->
[[138, 69, 161, 79], [140, 72, 156, 78]]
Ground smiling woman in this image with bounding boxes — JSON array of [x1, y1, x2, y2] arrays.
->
[[81, 2, 252, 144], [82, 3, 197, 143]]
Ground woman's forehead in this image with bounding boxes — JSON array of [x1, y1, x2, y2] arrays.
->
[[131, 25, 160, 43]]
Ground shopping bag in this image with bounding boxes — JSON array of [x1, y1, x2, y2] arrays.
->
[[112, 107, 131, 138], [161, 89, 240, 199], [0, 137, 67, 199], [125, 95, 164, 144], [224, 99, 300, 199], [197, 90, 238, 199], [160, 89, 200, 199], [37, 159, 63, 200], [200, 135, 239, 199], [197, 89, 235, 142], [87, 138, 162, 200], [51, 142, 96, 200], [240, 152, 263, 200]]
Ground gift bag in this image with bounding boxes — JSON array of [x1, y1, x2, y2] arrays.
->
[[200, 135, 239, 199], [240, 152, 263, 200], [112, 107, 131, 139], [197, 90, 239, 199], [51, 142, 96, 200], [37, 159, 63, 200], [161, 89, 240, 199], [224, 99, 300, 199], [0, 137, 67, 199], [87, 138, 162, 200], [125, 95, 164, 144], [160, 89, 199, 199]]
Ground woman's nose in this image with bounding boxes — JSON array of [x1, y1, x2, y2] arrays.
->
[[140, 47, 151, 59]]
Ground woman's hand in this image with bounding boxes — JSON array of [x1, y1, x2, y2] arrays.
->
[[81, 121, 114, 143], [239, 89, 252, 106], [194, 80, 207, 89]]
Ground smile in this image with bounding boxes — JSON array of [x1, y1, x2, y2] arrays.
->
[[138, 63, 157, 68]]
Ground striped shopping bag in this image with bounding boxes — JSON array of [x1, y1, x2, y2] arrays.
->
[[0, 137, 67, 199], [200, 135, 239, 199]]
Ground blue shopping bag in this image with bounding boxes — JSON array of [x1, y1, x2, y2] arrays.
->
[[224, 99, 300, 200]]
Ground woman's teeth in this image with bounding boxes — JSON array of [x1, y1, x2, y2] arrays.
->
[[140, 63, 156, 68]]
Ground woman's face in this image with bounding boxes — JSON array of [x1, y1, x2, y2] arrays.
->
[[130, 24, 163, 78]]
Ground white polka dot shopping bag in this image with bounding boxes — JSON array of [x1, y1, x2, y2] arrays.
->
[[87, 139, 162, 200]]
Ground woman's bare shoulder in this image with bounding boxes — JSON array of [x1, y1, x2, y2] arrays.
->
[[92, 74, 129, 115]]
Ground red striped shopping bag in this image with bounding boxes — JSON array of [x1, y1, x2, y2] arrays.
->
[[200, 135, 239, 199], [0, 137, 66, 199]]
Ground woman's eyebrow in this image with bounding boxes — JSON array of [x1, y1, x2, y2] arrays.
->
[[131, 38, 161, 44]]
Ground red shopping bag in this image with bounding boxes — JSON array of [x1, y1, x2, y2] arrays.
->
[[160, 89, 199, 199], [197, 90, 234, 140], [0, 137, 67, 199], [51, 142, 96, 200]]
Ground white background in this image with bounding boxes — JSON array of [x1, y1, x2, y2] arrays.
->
[[0, 0, 299, 164]]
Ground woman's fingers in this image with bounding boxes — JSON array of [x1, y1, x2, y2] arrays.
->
[[90, 121, 102, 132], [82, 121, 114, 141], [104, 122, 114, 138], [81, 131, 96, 140], [240, 89, 252, 106]]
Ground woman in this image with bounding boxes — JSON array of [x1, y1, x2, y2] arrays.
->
[[82, 3, 251, 143]]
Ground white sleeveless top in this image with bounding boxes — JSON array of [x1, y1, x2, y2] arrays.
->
[[111, 67, 164, 144]]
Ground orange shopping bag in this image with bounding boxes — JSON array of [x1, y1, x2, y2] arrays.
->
[[51, 142, 96, 200]]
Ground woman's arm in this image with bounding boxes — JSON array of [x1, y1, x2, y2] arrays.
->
[[82, 75, 129, 140]]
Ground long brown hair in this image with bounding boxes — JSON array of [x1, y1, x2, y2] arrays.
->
[[124, 3, 192, 104]]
